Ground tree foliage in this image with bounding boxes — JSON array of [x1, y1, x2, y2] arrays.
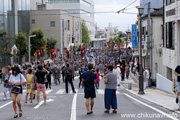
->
[[82, 20, 90, 44], [46, 37, 57, 57], [15, 32, 28, 63], [29, 28, 47, 56], [0, 32, 13, 65]]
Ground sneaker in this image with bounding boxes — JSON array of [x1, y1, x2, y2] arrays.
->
[[176, 97, 179, 104]]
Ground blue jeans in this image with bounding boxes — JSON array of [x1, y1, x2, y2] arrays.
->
[[96, 82, 99, 88], [126, 71, 129, 79]]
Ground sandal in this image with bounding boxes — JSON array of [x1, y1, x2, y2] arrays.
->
[[14, 113, 18, 118], [112, 110, 117, 114], [19, 110, 23, 117], [104, 110, 110, 114]]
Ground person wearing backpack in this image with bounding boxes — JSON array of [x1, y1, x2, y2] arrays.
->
[[63, 64, 76, 94], [82, 64, 97, 115], [35, 65, 49, 105]]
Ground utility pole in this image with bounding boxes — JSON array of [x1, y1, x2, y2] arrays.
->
[[146, 2, 151, 69]]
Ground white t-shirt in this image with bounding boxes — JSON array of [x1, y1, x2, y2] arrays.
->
[[9, 74, 26, 84]]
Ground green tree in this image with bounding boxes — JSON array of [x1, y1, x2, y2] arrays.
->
[[0, 32, 12, 66], [29, 28, 47, 56], [46, 37, 57, 57], [15, 32, 28, 64], [82, 20, 90, 44]]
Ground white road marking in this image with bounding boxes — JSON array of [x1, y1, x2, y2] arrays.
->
[[97, 89, 104, 94], [124, 93, 178, 120], [46, 89, 53, 94], [34, 99, 54, 109], [55, 89, 65, 94], [70, 94, 77, 120], [0, 101, 12, 109], [70, 89, 78, 94]]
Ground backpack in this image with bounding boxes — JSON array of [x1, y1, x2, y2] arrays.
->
[[65, 68, 72, 80]]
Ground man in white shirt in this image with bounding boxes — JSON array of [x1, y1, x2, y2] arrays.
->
[[143, 67, 149, 89]]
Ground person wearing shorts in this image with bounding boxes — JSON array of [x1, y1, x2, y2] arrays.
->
[[174, 65, 180, 104], [35, 65, 49, 105], [82, 64, 97, 115]]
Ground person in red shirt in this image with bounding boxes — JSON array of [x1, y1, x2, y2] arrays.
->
[[95, 69, 100, 89], [120, 65, 125, 81]]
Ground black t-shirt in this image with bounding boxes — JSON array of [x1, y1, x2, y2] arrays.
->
[[35, 70, 47, 84], [175, 66, 180, 82]]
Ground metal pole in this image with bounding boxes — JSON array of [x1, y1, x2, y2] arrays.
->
[[29, 36, 30, 64], [146, 2, 151, 69], [138, 15, 145, 94]]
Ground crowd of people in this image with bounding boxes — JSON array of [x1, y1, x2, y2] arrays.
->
[[0, 49, 154, 118]]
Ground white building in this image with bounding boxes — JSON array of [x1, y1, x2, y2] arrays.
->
[[45, 0, 95, 40], [142, 8, 166, 85]]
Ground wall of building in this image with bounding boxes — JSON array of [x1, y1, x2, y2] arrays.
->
[[30, 10, 82, 54]]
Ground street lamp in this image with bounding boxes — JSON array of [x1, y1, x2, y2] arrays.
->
[[29, 35, 36, 64], [137, 5, 145, 94]]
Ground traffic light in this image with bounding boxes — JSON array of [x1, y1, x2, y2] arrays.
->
[[41, 47, 45, 57]]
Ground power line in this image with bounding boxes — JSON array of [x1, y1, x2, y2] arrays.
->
[[117, 0, 138, 13]]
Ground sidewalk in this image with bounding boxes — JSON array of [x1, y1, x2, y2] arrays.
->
[[122, 72, 180, 114]]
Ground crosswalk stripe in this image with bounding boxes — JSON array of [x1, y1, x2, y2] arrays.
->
[[0, 101, 12, 109], [55, 89, 65, 94], [116, 91, 120, 94], [46, 89, 53, 94], [70, 89, 78, 94], [96, 89, 104, 94]]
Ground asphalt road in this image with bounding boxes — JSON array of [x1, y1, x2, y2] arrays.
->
[[0, 76, 179, 120]]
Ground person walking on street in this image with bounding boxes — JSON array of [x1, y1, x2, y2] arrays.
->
[[120, 65, 125, 81], [35, 65, 49, 105], [2, 67, 12, 100], [25, 69, 35, 104], [52, 65, 61, 85], [148, 69, 152, 87], [8, 66, 27, 118], [125, 63, 130, 79], [143, 67, 149, 90], [82, 64, 97, 115], [174, 65, 180, 104], [95, 69, 100, 89], [64, 64, 76, 94], [0, 69, 2, 84], [113, 64, 121, 87], [45, 65, 52, 89], [104, 65, 118, 114]]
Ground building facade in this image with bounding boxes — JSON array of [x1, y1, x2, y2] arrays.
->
[[46, 0, 95, 40], [30, 9, 82, 54], [142, 8, 166, 84], [163, 0, 179, 81]]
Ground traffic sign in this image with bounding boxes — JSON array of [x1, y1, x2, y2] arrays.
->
[[56, 48, 60, 52], [132, 24, 137, 48], [34, 52, 37, 57]]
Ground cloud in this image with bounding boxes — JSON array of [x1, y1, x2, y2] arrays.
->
[[94, 0, 139, 32]]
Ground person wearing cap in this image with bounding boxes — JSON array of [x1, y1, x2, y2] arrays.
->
[[52, 65, 61, 85], [143, 67, 149, 89]]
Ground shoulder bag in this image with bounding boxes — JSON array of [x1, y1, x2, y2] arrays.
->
[[11, 74, 22, 94]]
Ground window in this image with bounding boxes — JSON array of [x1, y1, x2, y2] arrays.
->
[[50, 21, 55, 27], [166, 22, 175, 49], [67, 20, 70, 30], [166, 0, 175, 6], [32, 19, 35, 24]]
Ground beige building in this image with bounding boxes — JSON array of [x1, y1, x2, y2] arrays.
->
[[142, 8, 166, 82], [30, 9, 82, 54]]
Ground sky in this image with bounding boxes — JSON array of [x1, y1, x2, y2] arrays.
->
[[94, 0, 139, 32]]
